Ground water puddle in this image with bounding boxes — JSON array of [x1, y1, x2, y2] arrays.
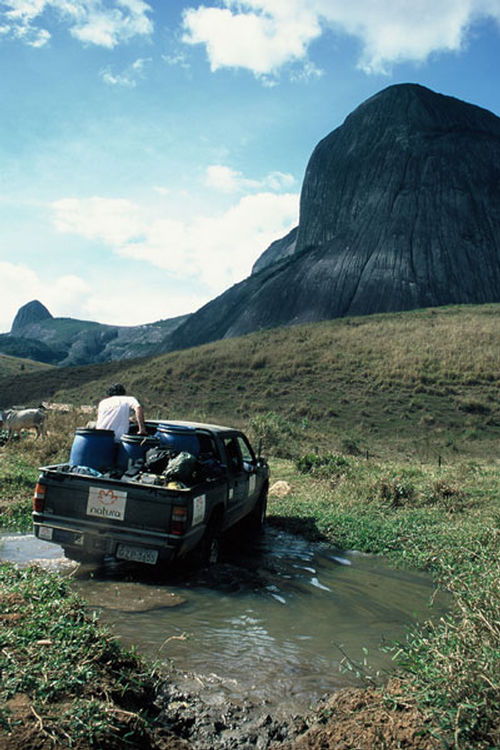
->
[[0, 529, 448, 715]]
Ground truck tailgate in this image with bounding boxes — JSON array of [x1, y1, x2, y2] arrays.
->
[[40, 471, 178, 532]]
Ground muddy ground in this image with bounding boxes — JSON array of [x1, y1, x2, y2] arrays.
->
[[150, 672, 441, 750], [2, 671, 440, 750]]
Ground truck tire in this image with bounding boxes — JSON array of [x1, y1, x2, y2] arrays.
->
[[196, 517, 222, 567], [244, 487, 268, 533]]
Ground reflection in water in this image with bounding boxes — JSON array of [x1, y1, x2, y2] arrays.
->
[[0, 528, 448, 714]]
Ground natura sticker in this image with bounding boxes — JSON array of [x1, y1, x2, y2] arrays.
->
[[87, 487, 127, 521]]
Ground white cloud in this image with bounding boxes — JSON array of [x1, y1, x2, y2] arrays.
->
[[0, 0, 153, 48], [51, 196, 143, 245], [82, 285, 202, 327], [183, 1, 321, 79], [50, 189, 299, 296], [100, 56, 151, 87], [205, 165, 295, 193], [182, 0, 500, 77], [162, 51, 191, 71], [118, 191, 299, 289], [153, 186, 171, 196], [2, 175, 299, 331], [0, 260, 198, 331], [0, 261, 90, 332]]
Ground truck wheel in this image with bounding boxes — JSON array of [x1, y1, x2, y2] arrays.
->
[[206, 533, 220, 565], [245, 488, 268, 533], [197, 519, 222, 567]]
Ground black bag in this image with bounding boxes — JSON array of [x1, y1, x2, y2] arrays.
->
[[144, 447, 172, 474], [164, 451, 198, 483]]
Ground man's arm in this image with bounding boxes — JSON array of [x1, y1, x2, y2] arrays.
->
[[134, 404, 147, 434]]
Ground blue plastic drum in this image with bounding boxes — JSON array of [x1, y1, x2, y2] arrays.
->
[[69, 428, 115, 471], [118, 434, 159, 469], [154, 424, 200, 456]]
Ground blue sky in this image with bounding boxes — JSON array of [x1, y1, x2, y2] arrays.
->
[[0, 0, 499, 332]]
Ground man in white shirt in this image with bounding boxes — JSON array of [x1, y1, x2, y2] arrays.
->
[[96, 383, 147, 442]]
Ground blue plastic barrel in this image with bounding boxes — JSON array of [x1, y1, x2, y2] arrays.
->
[[154, 424, 200, 456], [69, 428, 115, 471], [118, 434, 159, 469]]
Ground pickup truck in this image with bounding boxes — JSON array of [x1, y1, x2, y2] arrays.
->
[[32, 420, 269, 568]]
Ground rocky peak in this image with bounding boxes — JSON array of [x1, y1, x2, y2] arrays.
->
[[11, 300, 53, 334], [159, 83, 500, 353]]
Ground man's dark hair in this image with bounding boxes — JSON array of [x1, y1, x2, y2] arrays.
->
[[107, 383, 126, 397]]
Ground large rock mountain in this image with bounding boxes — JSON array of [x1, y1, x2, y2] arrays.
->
[[159, 83, 500, 352], [4, 84, 500, 367]]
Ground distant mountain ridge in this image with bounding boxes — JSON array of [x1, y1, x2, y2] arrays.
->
[[0, 300, 188, 366], [3, 83, 500, 366]]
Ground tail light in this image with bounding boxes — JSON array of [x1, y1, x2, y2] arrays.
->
[[170, 506, 188, 535], [33, 482, 47, 512]]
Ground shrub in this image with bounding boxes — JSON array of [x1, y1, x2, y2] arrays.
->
[[247, 411, 297, 458], [372, 474, 416, 507], [395, 550, 500, 749], [295, 452, 352, 477], [421, 478, 470, 511], [341, 436, 361, 455], [456, 398, 491, 415]]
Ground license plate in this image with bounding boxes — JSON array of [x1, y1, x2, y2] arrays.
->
[[38, 525, 53, 541], [116, 544, 158, 565]]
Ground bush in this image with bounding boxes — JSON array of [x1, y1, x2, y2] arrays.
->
[[295, 452, 352, 477], [247, 411, 297, 458], [395, 549, 500, 749], [421, 478, 470, 511], [341, 436, 362, 455], [456, 398, 491, 415], [372, 474, 416, 507]]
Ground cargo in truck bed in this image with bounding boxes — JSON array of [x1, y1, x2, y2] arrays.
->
[[33, 420, 269, 568]]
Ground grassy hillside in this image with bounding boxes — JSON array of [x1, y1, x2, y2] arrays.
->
[[0, 353, 54, 379], [0, 304, 498, 748], [0, 303, 498, 461]]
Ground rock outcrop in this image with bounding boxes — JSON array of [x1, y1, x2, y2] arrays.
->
[[160, 83, 500, 352], [11, 300, 52, 333], [251, 226, 298, 274]]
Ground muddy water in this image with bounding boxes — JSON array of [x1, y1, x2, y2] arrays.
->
[[0, 529, 448, 716]]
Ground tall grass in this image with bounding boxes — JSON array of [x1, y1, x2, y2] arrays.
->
[[0, 354, 52, 378], [1, 304, 499, 463]]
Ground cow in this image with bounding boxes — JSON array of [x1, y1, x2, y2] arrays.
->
[[4, 407, 47, 440]]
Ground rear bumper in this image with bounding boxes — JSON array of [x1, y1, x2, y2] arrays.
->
[[33, 513, 202, 562]]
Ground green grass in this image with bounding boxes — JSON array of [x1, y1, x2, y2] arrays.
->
[[269, 455, 500, 749], [0, 303, 499, 462], [0, 409, 88, 530], [1, 439, 498, 747], [0, 454, 39, 531], [0, 565, 159, 747], [0, 304, 499, 747], [0, 353, 53, 378]]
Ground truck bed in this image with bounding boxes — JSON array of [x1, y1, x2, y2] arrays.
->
[[32, 421, 269, 567]]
